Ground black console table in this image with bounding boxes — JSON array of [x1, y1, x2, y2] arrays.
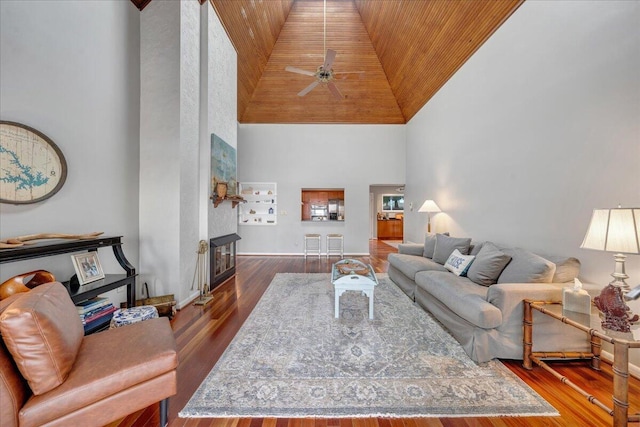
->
[[0, 236, 136, 314]]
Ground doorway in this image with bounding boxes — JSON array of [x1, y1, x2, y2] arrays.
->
[[369, 184, 405, 241]]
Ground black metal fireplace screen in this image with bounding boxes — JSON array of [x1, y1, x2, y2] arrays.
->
[[210, 233, 241, 290]]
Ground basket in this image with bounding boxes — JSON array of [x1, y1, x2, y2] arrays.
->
[[135, 294, 176, 318]]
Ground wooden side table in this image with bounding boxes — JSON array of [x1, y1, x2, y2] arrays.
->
[[523, 299, 640, 427]]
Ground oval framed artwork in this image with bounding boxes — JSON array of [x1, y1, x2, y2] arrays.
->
[[0, 121, 68, 204]]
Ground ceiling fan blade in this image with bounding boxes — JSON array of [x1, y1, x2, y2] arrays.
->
[[285, 66, 316, 77], [323, 49, 337, 71], [334, 71, 365, 80], [298, 81, 319, 97], [327, 82, 343, 100]]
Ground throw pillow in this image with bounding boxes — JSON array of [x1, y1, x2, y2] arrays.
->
[[444, 249, 476, 276], [0, 282, 84, 395], [469, 242, 484, 256], [543, 255, 581, 283], [466, 242, 512, 286], [432, 234, 472, 265], [422, 232, 449, 258], [497, 247, 556, 284]]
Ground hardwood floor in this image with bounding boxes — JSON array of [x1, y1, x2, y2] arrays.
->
[[113, 240, 640, 427]]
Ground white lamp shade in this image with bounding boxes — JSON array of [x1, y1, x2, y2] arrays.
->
[[418, 200, 441, 213], [581, 207, 640, 254]]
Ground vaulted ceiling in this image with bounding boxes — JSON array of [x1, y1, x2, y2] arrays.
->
[[133, 0, 523, 124]]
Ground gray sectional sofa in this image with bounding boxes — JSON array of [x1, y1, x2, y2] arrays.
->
[[387, 233, 588, 363]]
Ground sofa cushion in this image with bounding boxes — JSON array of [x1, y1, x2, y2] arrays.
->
[[543, 255, 581, 283], [444, 249, 475, 276], [466, 242, 512, 286], [0, 282, 84, 395], [497, 247, 556, 284], [422, 232, 448, 258], [387, 253, 448, 281], [0, 294, 30, 427], [433, 234, 472, 264], [469, 242, 484, 256], [415, 271, 502, 329], [398, 243, 425, 256]]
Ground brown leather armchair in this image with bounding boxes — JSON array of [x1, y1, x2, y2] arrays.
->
[[0, 281, 177, 427]]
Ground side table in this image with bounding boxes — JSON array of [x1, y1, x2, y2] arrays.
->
[[523, 299, 640, 427], [331, 259, 378, 319], [0, 236, 137, 334]]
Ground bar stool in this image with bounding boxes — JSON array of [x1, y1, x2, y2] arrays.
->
[[326, 234, 344, 259], [304, 234, 321, 259]]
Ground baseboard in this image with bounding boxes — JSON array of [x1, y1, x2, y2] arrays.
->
[[177, 291, 201, 310], [600, 350, 640, 380]]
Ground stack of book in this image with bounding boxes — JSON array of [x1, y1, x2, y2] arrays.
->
[[76, 297, 116, 333]]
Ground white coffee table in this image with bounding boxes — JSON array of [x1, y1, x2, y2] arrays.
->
[[331, 259, 378, 319]]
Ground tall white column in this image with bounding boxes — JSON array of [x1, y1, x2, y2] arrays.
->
[[140, 0, 201, 305]]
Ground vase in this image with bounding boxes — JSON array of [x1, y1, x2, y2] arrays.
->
[[216, 182, 228, 199]]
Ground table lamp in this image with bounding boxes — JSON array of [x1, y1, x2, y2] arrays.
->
[[418, 200, 441, 233], [581, 206, 640, 292], [580, 206, 640, 331]]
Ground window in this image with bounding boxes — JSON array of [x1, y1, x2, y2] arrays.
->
[[382, 195, 404, 212]]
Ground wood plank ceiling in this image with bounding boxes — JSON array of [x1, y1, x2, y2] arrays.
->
[[134, 0, 523, 124]]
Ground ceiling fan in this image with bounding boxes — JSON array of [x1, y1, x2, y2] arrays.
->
[[284, 0, 363, 99]]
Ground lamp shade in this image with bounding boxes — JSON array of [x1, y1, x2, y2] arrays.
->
[[580, 207, 640, 254], [418, 200, 441, 213]]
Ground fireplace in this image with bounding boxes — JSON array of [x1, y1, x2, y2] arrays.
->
[[210, 233, 241, 290]]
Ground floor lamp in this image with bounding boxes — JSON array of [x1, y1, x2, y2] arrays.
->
[[418, 200, 441, 233]]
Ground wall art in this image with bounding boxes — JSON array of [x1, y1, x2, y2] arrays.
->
[[0, 121, 67, 204], [211, 134, 237, 197]]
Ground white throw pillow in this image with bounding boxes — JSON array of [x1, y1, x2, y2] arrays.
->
[[444, 249, 476, 277]]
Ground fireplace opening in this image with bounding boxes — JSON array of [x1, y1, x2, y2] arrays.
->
[[210, 233, 241, 290]]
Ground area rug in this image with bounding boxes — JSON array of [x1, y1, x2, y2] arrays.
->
[[180, 273, 557, 418]]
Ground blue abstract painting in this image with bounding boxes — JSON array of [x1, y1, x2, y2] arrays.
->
[[211, 134, 237, 196]]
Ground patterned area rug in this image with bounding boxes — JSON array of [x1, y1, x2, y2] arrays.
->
[[180, 273, 557, 418]]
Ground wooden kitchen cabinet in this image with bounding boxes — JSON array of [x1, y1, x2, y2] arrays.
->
[[377, 219, 403, 240], [301, 189, 344, 221]]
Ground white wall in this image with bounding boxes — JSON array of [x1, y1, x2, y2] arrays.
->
[[404, 1, 640, 362], [406, 0, 640, 286], [140, 1, 235, 307], [206, 4, 238, 240], [140, 0, 200, 305], [0, 0, 140, 303], [237, 124, 405, 255]]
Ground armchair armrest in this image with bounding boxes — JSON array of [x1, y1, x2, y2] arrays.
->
[[398, 243, 424, 256]]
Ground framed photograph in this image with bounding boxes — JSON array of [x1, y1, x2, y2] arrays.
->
[[71, 252, 105, 285], [382, 194, 404, 212]]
